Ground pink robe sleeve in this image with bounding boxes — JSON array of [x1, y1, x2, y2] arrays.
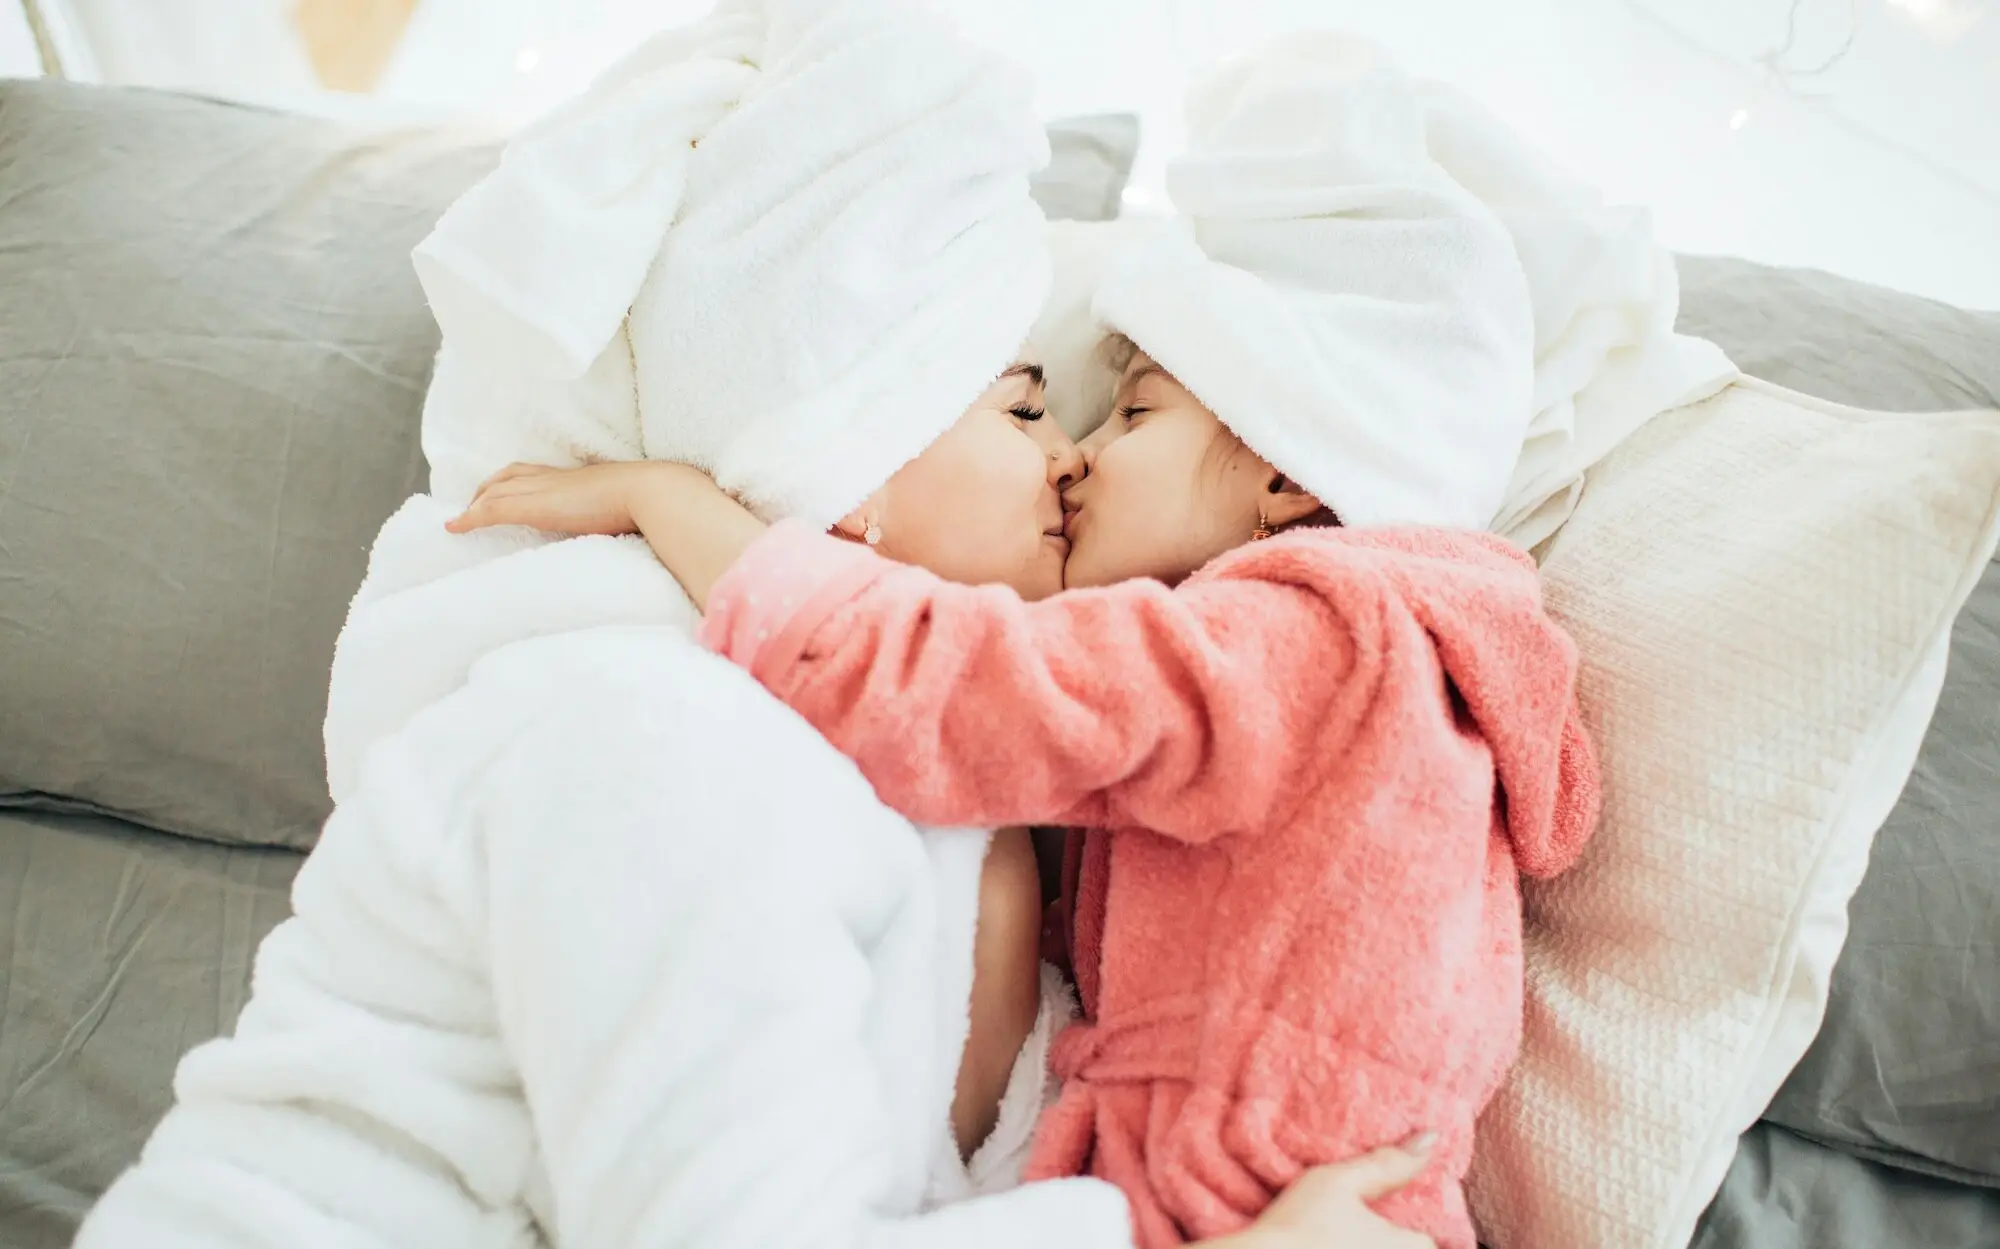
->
[[698, 521, 1371, 843]]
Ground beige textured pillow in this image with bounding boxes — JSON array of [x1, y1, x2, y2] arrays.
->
[[1467, 378, 2000, 1249]]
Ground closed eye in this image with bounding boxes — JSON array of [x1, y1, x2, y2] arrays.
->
[[1009, 404, 1045, 422], [1117, 405, 1149, 422]]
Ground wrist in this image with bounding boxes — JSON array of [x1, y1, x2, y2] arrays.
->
[[621, 462, 768, 613]]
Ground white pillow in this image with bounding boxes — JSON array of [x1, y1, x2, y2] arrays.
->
[[1468, 378, 2000, 1249]]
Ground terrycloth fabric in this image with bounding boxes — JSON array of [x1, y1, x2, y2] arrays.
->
[[1087, 36, 1734, 543], [78, 3, 1132, 1247], [1090, 35, 1537, 531], [700, 520, 1604, 1248], [1410, 79, 1738, 548], [76, 628, 1129, 1249], [413, 0, 1050, 527]]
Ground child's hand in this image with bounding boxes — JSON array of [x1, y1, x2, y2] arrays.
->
[[446, 462, 691, 537], [1200, 1138, 1439, 1249], [447, 460, 766, 612]]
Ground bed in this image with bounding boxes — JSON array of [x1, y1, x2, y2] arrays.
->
[[0, 77, 1995, 1249]]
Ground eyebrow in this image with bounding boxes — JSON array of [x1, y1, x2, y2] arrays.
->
[[1115, 363, 1168, 400], [1001, 362, 1046, 388]]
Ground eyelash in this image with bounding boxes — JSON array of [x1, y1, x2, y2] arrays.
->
[[1118, 405, 1148, 421], [1009, 404, 1045, 422]]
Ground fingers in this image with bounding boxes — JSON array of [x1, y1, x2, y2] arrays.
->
[[448, 478, 541, 533], [473, 462, 550, 499], [1342, 1136, 1437, 1201], [1276, 1136, 1434, 1212], [450, 464, 559, 534]]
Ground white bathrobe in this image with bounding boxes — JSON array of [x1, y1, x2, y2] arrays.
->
[[79, 580, 1124, 1248], [75, 0, 1130, 1245]]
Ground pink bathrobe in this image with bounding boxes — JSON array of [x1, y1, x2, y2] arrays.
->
[[699, 520, 1601, 1249]]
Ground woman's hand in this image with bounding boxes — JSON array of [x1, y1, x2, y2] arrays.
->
[[447, 460, 769, 613], [447, 461, 690, 537], [1201, 1138, 1439, 1249]]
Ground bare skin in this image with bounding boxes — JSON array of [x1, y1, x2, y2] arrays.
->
[[951, 826, 1047, 1157]]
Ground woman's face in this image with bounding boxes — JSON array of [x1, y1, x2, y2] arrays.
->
[[861, 362, 1082, 602], [1060, 351, 1280, 589]]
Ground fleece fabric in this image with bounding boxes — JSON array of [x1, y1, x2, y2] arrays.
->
[[700, 520, 1604, 1248]]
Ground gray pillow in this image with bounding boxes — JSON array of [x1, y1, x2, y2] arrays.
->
[[0, 80, 1138, 851], [0, 81, 496, 850], [1677, 256, 2000, 1190], [1677, 255, 2000, 412], [1032, 113, 1140, 222]]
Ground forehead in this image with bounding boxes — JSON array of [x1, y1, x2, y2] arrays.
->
[[1118, 351, 1179, 395]]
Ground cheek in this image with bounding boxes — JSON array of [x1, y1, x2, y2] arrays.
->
[[1087, 433, 1163, 522], [901, 446, 1044, 583], [1069, 429, 1213, 585]]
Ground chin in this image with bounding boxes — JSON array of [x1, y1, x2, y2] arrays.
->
[[1024, 562, 1067, 602], [998, 549, 1066, 602], [1060, 556, 1114, 591]]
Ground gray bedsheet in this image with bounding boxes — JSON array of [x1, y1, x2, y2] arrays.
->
[[1694, 1123, 2000, 1249], [0, 810, 298, 1247]]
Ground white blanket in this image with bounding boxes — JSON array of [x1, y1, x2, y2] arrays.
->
[[75, 0, 1130, 1243]]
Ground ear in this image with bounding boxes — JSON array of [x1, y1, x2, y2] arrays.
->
[[833, 488, 889, 542], [1263, 473, 1327, 528]]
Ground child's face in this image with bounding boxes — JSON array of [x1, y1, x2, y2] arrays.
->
[[1060, 352, 1279, 589]]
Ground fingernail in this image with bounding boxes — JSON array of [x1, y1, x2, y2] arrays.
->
[[1401, 1131, 1438, 1154]]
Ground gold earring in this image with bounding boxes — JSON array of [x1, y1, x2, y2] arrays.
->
[[1252, 511, 1272, 541], [864, 520, 883, 546]]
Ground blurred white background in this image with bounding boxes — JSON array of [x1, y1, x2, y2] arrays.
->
[[4, 0, 1995, 307]]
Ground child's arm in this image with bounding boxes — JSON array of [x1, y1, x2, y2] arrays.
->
[[697, 520, 1385, 843], [447, 459, 765, 610], [445, 461, 1489, 847]]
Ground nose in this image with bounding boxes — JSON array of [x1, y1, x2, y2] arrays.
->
[[1077, 420, 1116, 476], [1028, 419, 1086, 492], [1047, 433, 1086, 492]]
